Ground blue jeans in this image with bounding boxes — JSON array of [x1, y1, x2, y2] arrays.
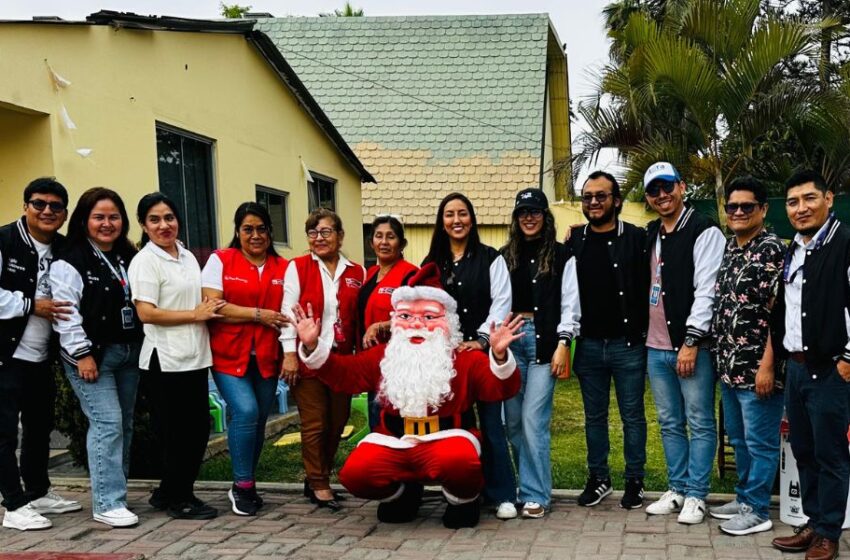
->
[[647, 347, 716, 499], [720, 383, 782, 518], [213, 358, 278, 483], [504, 322, 556, 507], [574, 337, 647, 479], [785, 360, 850, 541], [62, 343, 140, 514]]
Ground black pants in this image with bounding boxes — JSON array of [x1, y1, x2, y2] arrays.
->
[[145, 351, 210, 504], [786, 359, 850, 541], [0, 359, 55, 511]]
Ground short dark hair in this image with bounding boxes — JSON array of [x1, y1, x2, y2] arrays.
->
[[726, 176, 767, 205], [67, 187, 136, 259], [784, 169, 829, 194], [136, 192, 182, 246], [228, 202, 280, 257], [371, 215, 407, 251], [24, 177, 69, 207], [583, 170, 623, 216], [305, 207, 343, 234]]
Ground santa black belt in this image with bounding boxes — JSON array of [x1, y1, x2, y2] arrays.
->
[[383, 409, 476, 437]]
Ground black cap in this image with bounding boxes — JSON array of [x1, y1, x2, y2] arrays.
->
[[513, 188, 548, 214]]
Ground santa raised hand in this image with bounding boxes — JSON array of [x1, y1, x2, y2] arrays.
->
[[292, 263, 523, 529]]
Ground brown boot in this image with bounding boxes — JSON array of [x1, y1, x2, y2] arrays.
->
[[772, 525, 818, 553], [805, 537, 838, 560]]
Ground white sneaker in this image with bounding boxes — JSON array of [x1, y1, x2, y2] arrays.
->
[[645, 490, 684, 515], [28, 490, 82, 514], [677, 497, 706, 524], [2, 504, 52, 530], [93, 507, 138, 528], [495, 501, 518, 519]]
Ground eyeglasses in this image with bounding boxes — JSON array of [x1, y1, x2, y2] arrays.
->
[[724, 202, 760, 215], [516, 208, 543, 219], [645, 180, 678, 198], [307, 228, 336, 239], [241, 225, 269, 236], [581, 192, 612, 204], [27, 199, 66, 213], [394, 312, 446, 324]]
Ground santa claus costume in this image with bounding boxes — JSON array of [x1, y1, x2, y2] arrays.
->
[[295, 264, 522, 528]]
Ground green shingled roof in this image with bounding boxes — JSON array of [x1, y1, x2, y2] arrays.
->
[[255, 14, 555, 224]]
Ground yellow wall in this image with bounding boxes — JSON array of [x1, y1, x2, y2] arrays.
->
[[0, 23, 363, 260], [551, 201, 658, 230]]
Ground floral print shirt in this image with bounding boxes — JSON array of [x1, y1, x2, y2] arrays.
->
[[711, 230, 786, 390]]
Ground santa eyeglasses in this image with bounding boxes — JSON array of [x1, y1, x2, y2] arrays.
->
[[393, 312, 446, 324]]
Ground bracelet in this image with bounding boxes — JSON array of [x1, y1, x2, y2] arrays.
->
[[254, 308, 260, 322]]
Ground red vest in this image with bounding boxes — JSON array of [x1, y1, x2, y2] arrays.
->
[[294, 254, 364, 359], [362, 260, 418, 346], [208, 248, 287, 378]]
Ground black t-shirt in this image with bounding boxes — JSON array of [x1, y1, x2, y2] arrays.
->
[[510, 238, 541, 313], [577, 228, 625, 339]]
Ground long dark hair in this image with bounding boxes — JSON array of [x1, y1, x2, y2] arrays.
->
[[136, 192, 181, 247], [502, 208, 557, 276], [67, 187, 136, 259], [423, 193, 481, 267], [228, 202, 279, 257]]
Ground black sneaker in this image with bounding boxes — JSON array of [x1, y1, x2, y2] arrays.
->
[[148, 488, 168, 510], [246, 486, 264, 509], [577, 476, 612, 507], [229, 485, 259, 516], [167, 499, 219, 520], [620, 477, 644, 509]]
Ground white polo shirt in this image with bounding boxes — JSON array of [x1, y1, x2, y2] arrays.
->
[[128, 242, 212, 372]]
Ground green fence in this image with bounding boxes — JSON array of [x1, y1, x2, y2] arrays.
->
[[690, 194, 850, 239]]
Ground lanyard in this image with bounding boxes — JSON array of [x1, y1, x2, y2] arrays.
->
[[783, 213, 834, 284], [88, 240, 130, 303], [654, 232, 663, 282]]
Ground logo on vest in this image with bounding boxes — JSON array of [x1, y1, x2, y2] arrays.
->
[[271, 279, 284, 286], [378, 287, 395, 295], [6, 258, 24, 272], [224, 275, 248, 284], [345, 278, 362, 289]]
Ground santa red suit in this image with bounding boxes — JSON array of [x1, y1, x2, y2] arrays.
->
[[295, 263, 521, 528]]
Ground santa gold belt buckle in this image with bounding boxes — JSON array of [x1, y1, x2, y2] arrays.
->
[[403, 415, 440, 436]]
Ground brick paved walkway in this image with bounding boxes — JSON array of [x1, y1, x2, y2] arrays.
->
[[0, 483, 847, 559]]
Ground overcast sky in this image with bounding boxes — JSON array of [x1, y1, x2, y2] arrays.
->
[[1, 0, 618, 176]]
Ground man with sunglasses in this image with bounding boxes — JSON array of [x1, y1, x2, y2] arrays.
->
[[566, 171, 649, 510], [770, 170, 850, 560], [642, 162, 725, 524], [0, 178, 80, 531], [708, 177, 785, 536]]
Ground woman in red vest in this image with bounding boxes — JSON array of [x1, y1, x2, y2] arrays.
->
[[202, 202, 289, 517], [280, 208, 365, 511], [358, 215, 418, 428]]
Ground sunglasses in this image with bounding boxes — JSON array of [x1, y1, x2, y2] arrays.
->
[[516, 208, 543, 219], [645, 180, 677, 198], [581, 192, 612, 204], [27, 199, 66, 213], [724, 202, 760, 215]]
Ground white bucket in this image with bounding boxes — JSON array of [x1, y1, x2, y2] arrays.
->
[[779, 423, 850, 528]]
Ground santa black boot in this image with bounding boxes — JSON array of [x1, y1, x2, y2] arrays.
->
[[377, 483, 423, 523], [442, 500, 480, 529]]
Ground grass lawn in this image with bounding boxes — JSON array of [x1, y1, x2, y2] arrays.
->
[[199, 378, 738, 494]]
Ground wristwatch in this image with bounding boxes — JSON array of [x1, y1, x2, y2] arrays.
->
[[684, 335, 699, 348]]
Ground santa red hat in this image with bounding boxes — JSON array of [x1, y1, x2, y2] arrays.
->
[[391, 262, 457, 313]]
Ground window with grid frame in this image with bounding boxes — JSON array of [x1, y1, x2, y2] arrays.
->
[[307, 172, 336, 212], [255, 186, 290, 246]]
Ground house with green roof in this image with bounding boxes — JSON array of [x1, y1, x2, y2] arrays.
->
[[255, 14, 571, 263]]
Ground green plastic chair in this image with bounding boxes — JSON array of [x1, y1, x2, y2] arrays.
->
[[349, 392, 370, 444], [209, 394, 225, 433]]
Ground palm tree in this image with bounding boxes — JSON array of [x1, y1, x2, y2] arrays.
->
[[576, 0, 850, 216]]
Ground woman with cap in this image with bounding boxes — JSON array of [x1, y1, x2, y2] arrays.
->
[[422, 193, 516, 519], [501, 188, 580, 518]]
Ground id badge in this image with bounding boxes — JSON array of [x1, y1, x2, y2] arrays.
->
[[333, 318, 346, 344], [649, 283, 661, 306], [121, 306, 135, 330]]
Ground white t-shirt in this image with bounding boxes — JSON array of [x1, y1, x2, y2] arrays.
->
[[128, 242, 212, 372], [14, 238, 53, 362]]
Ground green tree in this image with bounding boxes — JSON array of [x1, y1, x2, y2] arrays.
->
[[575, 0, 850, 217], [320, 2, 364, 17], [220, 2, 252, 18]]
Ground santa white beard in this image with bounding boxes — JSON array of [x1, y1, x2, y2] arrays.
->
[[378, 326, 457, 418]]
